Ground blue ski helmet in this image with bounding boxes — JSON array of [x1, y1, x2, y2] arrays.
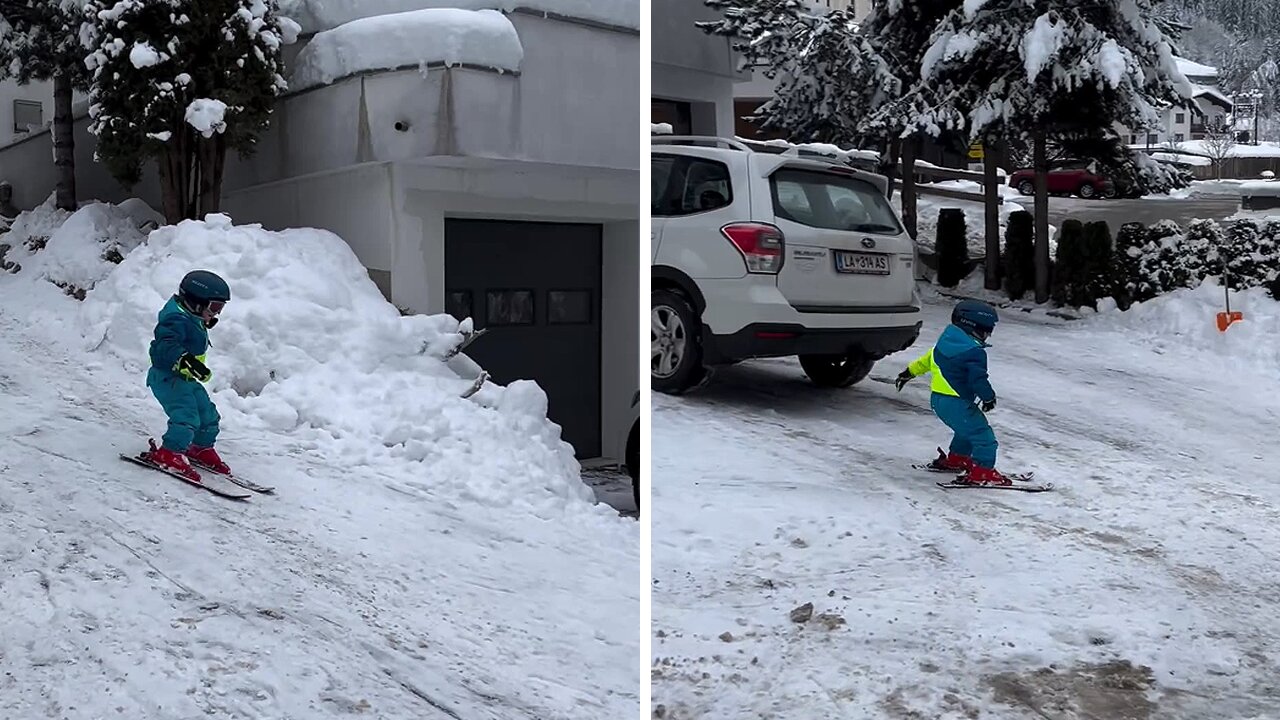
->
[[952, 299, 998, 340], [178, 270, 230, 316]]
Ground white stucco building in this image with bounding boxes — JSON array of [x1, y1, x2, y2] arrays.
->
[[1118, 57, 1234, 146], [0, 2, 640, 466], [651, 0, 745, 136]]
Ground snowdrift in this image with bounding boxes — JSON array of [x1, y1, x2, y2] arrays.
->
[[1094, 280, 1280, 373], [6, 205, 601, 518]]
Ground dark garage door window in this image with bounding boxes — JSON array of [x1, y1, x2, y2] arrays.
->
[[486, 289, 535, 326], [548, 289, 592, 325]]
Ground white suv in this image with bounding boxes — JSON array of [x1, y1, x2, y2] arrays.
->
[[651, 136, 923, 394]]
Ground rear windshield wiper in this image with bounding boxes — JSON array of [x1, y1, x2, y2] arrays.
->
[[847, 223, 900, 234]]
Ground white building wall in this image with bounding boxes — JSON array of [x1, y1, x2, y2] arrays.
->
[[651, 0, 743, 136]]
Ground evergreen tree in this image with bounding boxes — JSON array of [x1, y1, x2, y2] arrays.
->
[[698, 1, 900, 149], [1112, 221, 1147, 308], [0, 0, 92, 211], [904, 0, 1193, 303], [81, 0, 300, 224]]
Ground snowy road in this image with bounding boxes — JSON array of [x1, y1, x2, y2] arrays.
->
[[0, 303, 637, 719], [651, 297, 1280, 719]]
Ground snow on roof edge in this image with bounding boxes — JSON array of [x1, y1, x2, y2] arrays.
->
[[288, 8, 523, 94], [279, 0, 639, 35]]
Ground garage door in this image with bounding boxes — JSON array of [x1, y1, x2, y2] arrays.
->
[[444, 219, 602, 458]]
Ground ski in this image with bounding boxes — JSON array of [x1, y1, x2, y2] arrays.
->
[[936, 480, 1054, 493], [913, 464, 1036, 483], [460, 370, 488, 399], [119, 452, 252, 500], [442, 327, 489, 360], [187, 458, 274, 494]]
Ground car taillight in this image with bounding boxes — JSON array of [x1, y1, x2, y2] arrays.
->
[[721, 222, 785, 274]]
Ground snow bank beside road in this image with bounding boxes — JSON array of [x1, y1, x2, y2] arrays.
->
[[1093, 280, 1280, 373]]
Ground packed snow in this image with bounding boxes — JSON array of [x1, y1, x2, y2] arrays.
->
[[652, 290, 1280, 719], [278, 0, 640, 33], [185, 99, 229, 138], [289, 8, 523, 92], [0, 202, 638, 719], [651, 122, 673, 135], [128, 41, 163, 68]]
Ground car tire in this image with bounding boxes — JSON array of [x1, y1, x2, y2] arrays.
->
[[652, 288, 706, 394], [1017, 180, 1034, 196], [1102, 185, 1118, 199], [799, 353, 875, 388], [626, 421, 639, 513], [1078, 183, 1096, 199]]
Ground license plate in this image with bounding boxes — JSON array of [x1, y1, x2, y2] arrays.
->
[[834, 251, 890, 275]]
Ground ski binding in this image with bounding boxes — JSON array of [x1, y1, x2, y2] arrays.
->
[[120, 444, 251, 500]]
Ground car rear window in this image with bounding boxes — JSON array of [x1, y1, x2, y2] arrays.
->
[[770, 167, 903, 235]]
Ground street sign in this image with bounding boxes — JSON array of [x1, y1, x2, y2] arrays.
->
[[968, 142, 984, 160]]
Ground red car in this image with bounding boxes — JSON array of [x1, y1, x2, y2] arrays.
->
[[1008, 160, 1116, 199]]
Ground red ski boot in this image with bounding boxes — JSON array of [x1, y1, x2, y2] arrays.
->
[[185, 445, 232, 475], [146, 441, 201, 482], [928, 447, 974, 472], [958, 466, 1013, 487]]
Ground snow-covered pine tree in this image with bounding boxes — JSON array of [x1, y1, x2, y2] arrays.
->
[[906, 0, 1193, 303], [80, 0, 300, 224], [0, 0, 92, 211], [698, 0, 900, 150]]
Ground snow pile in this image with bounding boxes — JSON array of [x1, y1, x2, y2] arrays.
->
[[1094, 280, 1280, 372], [289, 8, 522, 92], [0, 195, 162, 294], [128, 41, 163, 68], [1240, 180, 1280, 197], [279, 0, 639, 33], [651, 122, 673, 135], [69, 214, 597, 517]]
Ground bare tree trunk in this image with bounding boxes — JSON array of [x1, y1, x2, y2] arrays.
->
[[983, 136, 1001, 291], [1033, 129, 1051, 304], [52, 71, 76, 212], [901, 135, 918, 241], [159, 148, 181, 224], [195, 135, 226, 217]]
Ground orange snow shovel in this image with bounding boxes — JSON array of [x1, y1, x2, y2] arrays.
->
[[1216, 269, 1243, 332]]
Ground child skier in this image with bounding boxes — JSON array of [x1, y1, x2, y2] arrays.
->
[[894, 299, 1011, 486], [142, 270, 232, 481]]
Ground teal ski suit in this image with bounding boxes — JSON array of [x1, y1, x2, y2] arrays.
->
[[148, 296, 219, 452]]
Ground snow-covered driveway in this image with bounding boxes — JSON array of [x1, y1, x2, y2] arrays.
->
[[652, 296, 1280, 719]]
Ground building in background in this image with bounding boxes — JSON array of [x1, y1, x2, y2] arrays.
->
[[651, 0, 746, 136]]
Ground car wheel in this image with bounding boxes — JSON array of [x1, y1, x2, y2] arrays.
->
[[626, 422, 639, 513], [799, 353, 875, 388], [1102, 185, 1118, 199], [652, 288, 706, 394], [1078, 183, 1096, 199], [1017, 180, 1034, 196]]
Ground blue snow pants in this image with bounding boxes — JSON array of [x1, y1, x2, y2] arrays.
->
[[930, 392, 998, 468], [147, 367, 219, 452]]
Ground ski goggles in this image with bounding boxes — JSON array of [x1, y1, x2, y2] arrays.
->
[[205, 300, 226, 316]]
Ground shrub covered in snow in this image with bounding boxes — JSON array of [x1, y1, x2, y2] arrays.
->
[[1113, 221, 1147, 309], [0, 195, 162, 295], [1110, 217, 1280, 306], [1002, 210, 1034, 301], [935, 207, 969, 287], [1051, 219, 1086, 307]]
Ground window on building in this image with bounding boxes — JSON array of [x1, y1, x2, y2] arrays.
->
[[1147, 133, 1158, 145], [1174, 133, 1185, 142], [651, 99, 692, 136], [13, 100, 42, 134], [1175, 112, 1186, 124], [1130, 135, 1138, 144]]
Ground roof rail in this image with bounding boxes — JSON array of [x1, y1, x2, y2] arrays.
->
[[651, 135, 752, 152]]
